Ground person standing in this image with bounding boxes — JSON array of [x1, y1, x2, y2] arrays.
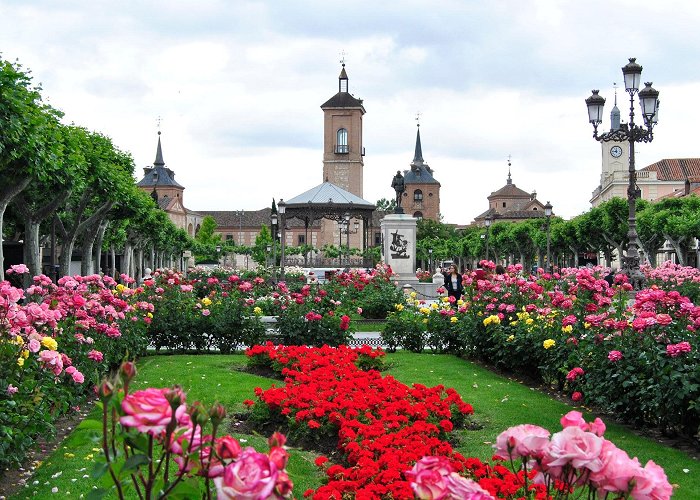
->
[[443, 264, 463, 302]]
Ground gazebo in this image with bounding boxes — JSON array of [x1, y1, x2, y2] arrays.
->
[[278, 181, 376, 272]]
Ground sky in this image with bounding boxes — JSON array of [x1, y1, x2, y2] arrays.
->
[[2, 0, 700, 225]]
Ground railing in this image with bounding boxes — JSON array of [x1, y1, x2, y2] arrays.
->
[[282, 256, 374, 269], [335, 145, 349, 154]]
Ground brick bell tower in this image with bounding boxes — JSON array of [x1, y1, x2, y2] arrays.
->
[[319, 63, 367, 250], [320, 63, 366, 196]]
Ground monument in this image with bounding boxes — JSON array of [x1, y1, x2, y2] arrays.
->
[[381, 171, 418, 285]]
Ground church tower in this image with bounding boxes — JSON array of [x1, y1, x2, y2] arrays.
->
[[400, 123, 441, 221], [320, 63, 366, 196], [591, 87, 629, 207]]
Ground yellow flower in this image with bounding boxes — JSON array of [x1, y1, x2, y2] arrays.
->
[[483, 315, 501, 326], [21, 350, 29, 359], [507, 335, 515, 342], [253, 306, 262, 315], [510, 320, 518, 326], [41, 336, 58, 351], [525, 318, 534, 325], [410, 292, 417, 298], [419, 307, 431, 315], [441, 296, 449, 303], [562, 325, 573, 334], [430, 302, 438, 310], [584, 322, 591, 329], [201, 297, 212, 306], [14, 335, 24, 345], [457, 299, 464, 306], [147, 312, 154, 318], [543, 339, 556, 349], [17, 357, 24, 367], [450, 316, 458, 323], [395, 304, 404, 311], [423, 319, 428, 324], [116, 284, 126, 293]]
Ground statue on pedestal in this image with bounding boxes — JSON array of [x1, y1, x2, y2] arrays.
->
[[391, 170, 405, 214]]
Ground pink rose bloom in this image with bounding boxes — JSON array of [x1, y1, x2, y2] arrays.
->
[[543, 426, 604, 479], [631, 460, 673, 499], [38, 349, 63, 375], [572, 391, 583, 402], [589, 439, 641, 494], [405, 455, 453, 500], [207, 436, 243, 478], [28, 338, 41, 353], [120, 388, 187, 437], [71, 370, 85, 384], [7, 384, 18, 395], [588, 417, 606, 437], [443, 473, 494, 499], [560, 410, 588, 430], [608, 350, 623, 362], [494, 424, 550, 460], [202, 309, 210, 316], [214, 447, 279, 500], [656, 313, 673, 326], [88, 350, 104, 362]]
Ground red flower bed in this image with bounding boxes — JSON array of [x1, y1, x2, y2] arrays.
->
[[246, 344, 535, 499]]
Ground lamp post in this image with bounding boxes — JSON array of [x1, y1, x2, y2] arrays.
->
[[544, 201, 553, 273], [586, 58, 659, 289], [266, 244, 272, 269], [428, 248, 433, 273], [270, 210, 278, 282], [278, 199, 286, 281], [484, 216, 492, 262], [216, 245, 221, 266]]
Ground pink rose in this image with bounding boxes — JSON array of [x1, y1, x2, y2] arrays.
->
[[6, 384, 18, 395], [494, 424, 550, 460], [88, 350, 104, 362], [571, 391, 583, 402], [38, 350, 63, 375], [560, 410, 588, 430], [588, 417, 606, 437], [120, 388, 187, 437], [543, 426, 604, 479], [589, 439, 641, 494], [405, 455, 453, 500], [28, 338, 41, 353], [608, 350, 623, 362], [630, 460, 673, 499], [443, 473, 494, 499], [656, 313, 673, 326], [71, 370, 85, 384], [214, 447, 279, 500]]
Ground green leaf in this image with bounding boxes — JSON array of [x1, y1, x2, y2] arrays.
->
[[91, 461, 110, 479], [86, 488, 108, 500], [121, 453, 150, 473]]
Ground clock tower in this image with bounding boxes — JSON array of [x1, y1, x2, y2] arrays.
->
[[591, 89, 629, 207]]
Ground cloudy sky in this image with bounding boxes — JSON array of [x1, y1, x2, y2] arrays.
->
[[2, 0, 699, 224]]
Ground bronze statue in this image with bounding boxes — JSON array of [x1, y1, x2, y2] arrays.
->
[[391, 170, 405, 214]]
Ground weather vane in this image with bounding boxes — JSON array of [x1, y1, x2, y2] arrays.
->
[[156, 116, 162, 133], [339, 50, 346, 66], [507, 154, 512, 167], [415, 112, 421, 128]]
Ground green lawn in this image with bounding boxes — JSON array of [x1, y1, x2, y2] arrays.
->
[[10, 352, 699, 499]]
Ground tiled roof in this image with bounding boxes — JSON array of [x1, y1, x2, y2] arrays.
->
[[403, 165, 439, 185], [320, 92, 365, 110], [640, 158, 700, 181], [489, 182, 531, 199], [136, 166, 184, 189], [285, 182, 375, 208]]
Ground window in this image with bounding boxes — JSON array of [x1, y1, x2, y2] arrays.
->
[[226, 234, 233, 241], [414, 189, 423, 201], [414, 211, 423, 219], [335, 128, 348, 153], [502, 202, 506, 208], [374, 232, 382, 246], [297, 235, 306, 245]]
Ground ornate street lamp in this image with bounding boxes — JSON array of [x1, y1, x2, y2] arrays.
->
[[484, 216, 492, 262], [278, 199, 286, 281], [544, 201, 553, 273], [216, 245, 221, 266], [270, 210, 278, 282], [586, 58, 659, 289], [428, 248, 433, 273]]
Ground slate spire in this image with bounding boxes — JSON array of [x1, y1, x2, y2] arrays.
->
[[154, 131, 165, 166]]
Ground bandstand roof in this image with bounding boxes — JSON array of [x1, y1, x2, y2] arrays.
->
[[282, 181, 375, 223]]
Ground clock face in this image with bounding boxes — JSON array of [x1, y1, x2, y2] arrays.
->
[[610, 145, 623, 158]]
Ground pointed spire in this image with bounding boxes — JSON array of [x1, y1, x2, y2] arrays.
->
[[610, 83, 621, 131], [154, 131, 165, 166], [507, 156, 512, 185], [339, 63, 348, 93], [413, 125, 424, 166]]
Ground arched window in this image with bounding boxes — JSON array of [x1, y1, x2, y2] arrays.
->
[[413, 211, 423, 219], [335, 128, 348, 153], [414, 189, 423, 201]]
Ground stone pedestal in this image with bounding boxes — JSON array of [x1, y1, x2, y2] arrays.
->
[[380, 214, 418, 285]]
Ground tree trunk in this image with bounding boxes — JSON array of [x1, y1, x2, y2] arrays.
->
[[0, 177, 32, 280], [569, 245, 579, 268], [664, 233, 687, 266], [110, 245, 116, 278], [22, 221, 42, 285], [93, 221, 108, 275]]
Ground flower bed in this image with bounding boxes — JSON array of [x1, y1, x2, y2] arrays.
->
[[0, 266, 151, 468]]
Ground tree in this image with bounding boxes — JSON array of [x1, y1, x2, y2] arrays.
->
[[375, 197, 396, 212], [194, 215, 222, 263], [0, 58, 62, 279]]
